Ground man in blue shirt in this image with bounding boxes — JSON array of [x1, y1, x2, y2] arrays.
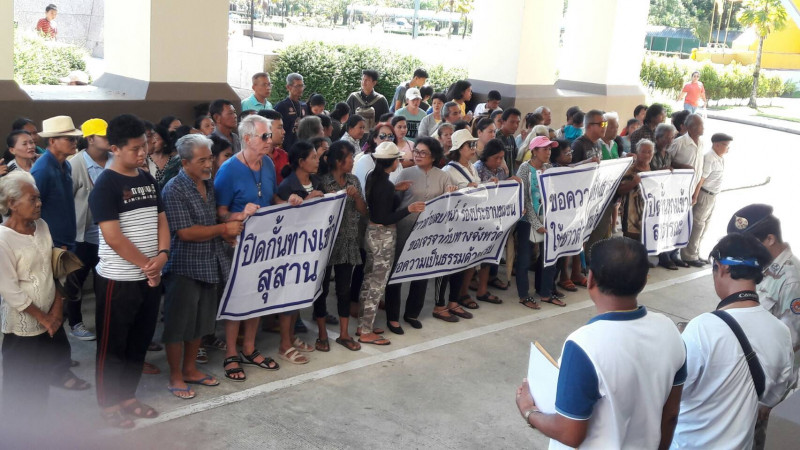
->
[[31, 115, 80, 251], [241, 72, 273, 112]]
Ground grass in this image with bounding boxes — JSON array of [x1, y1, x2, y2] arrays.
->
[[756, 113, 800, 124]]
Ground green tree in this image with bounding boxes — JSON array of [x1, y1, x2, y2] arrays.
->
[[648, 0, 695, 27], [737, 0, 788, 107]]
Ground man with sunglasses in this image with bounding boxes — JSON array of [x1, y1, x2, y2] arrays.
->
[[570, 109, 605, 164], [673, 233, 793, 449]]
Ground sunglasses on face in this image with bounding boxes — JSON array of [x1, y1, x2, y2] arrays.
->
[[589, 121, 608, 128], [57, 136, 78, 143], [378, 133, 394, 140], [259, 133, 273, 141]]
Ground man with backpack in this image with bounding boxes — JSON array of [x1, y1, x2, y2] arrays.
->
[[346, 70, 390, 143]]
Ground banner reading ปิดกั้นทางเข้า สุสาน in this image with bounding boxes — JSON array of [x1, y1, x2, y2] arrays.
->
[[389, 180, 522, 284], [638, 169, 694, 254], [217, 192, 346, 320]]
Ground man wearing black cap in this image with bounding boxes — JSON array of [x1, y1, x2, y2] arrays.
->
[[727, 204, 800, 448], [673, 233, 793, 449], [682, 132, 732, 267]]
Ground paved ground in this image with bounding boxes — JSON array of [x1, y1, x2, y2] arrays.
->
[[2, 118, 797, 449]]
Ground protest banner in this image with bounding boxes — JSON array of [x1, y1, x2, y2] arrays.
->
[[388, 180, 522, 284], [638, 169, 694, 254], [217, 192, 347, 320], [538, 158, 633, 267]]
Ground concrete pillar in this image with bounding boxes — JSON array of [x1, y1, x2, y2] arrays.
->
[[556, 0, 650, 95], [0, 0, 30, 101], [96, 0, 236, 102]]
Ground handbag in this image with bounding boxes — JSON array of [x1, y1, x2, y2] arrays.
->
[[52, 248, 84, 301], [711, 310, 766, 399]]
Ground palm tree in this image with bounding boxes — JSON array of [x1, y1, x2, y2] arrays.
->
[[737, 0, 788, 108]]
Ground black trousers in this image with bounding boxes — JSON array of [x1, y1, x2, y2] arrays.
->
[[94, 275, 160, 407], [385, 279, 428, 322], [434, 271, 465, 307], [65, 242, 99, 327], [349, 248, 367, 304], [2, 327, 71, 423], [313, 263, 353, 319]]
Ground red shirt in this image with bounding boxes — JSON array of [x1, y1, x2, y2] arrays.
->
[[36, 18, 57, 39], [271, 147, 289, 184], [681, 82, 705, 107]]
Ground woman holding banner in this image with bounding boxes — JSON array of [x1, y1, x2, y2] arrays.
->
[[318, 141, 368, 352], [618, 139, 655, 259], [359, 142, 425, 345], [385, 137, 456, 334], [550, 141, 589, 292], [515, 136, 564, 308], [215, 115, 303, 379]]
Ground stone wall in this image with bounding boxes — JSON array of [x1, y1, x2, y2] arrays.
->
[[13, 0, 104, 57]]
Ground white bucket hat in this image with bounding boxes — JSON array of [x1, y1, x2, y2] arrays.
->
[[449, 129, 478, 153], [374, 141, 402, 159]]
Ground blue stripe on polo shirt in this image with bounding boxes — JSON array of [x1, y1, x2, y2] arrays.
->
[[674, 344, 688, 386], [587, 305, 648, 324], [555, 340, 601, 421]]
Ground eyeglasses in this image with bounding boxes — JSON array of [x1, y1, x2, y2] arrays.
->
[[57, 136, 78, 143], [259, 133, 273, 141], [412, 149, 431, 157], [290, 84, 305, 89], [588, 121, 608, 128], [378, 133, 394, 140]]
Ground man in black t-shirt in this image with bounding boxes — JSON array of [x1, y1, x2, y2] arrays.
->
[[88, 114, 171, 428], [571, 109, 606, 164]]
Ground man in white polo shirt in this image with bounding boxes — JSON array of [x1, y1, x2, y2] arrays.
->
[[516, 237, 686, 449], [672, 233, 794, 449]]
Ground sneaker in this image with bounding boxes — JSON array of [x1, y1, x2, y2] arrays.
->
[[70, 322, 96, 341], [196, 347, 209, 364]]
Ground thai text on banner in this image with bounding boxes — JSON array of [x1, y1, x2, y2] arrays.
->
[[639, 169, 694, 254]]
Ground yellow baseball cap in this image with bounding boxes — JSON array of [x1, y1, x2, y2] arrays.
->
[[81, 118, 108, 137]]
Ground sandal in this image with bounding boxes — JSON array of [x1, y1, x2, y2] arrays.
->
[[519, 297, 541, 310], [552, 290, 566, 300], [458, 295, 479, 310], [202, 336, 227, 351], [167, 385, 196, 400], [101, 409, 135, 429], [557, 280, 578, 292], [292, 337, 315, 352], [184, 374, 219, 386], [223, 356, 246, 382], [121, 400, 159, 419], [449, 305, 473, 319], [240, 349, 280, 370], [278, 346, 310, 364], [488, 277, 510, 290], [476, 293, 503, 304], [195, 347, 209, 364], [358, 336, 391, 345], [468, 278, 479, 291], [432, 309, 459, 322], [142, 362, 161, 375], [315, 338, 330, 352], [571, 277, 588, 287], [53, 371, 91, 391], [540, 297, 567, 307], [356, 328, 384, 336], [335, 337, 361, 352]]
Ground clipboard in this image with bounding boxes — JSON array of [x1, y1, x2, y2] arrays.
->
[[527, 341, 560, 414]]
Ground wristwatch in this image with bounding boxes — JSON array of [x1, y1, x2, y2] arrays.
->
[[524, 408, 540, 425], [157, 249, 171, 258]]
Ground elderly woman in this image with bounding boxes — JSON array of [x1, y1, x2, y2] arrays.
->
[[215, 115, 303, 378], [434, 122, 454, 167], [385, 137, 456, 333], [5, 131, 38, 173], [418, 92, 447, 139], [0, 172, 76, 424], [340, 115, 367, 152], [618, 139, 655, 245], [650, 124, 686, 270]]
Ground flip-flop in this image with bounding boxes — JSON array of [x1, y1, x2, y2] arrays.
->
[[476, 293, 503, 304], [315, 338, 330, 352], [571, 278, 588, 287], [335, 337, 361, 351], [488, 278, 510, 290], [121, 400, 159, 419], [167, 385, 196, 399], [557, 280, 578, 292], [540, 297, 567, 307], [183, 375, 219, 386], [142, 362, 161, 375], [358, 336, 391, 345]]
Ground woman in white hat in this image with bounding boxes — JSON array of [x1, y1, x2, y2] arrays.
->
[[358, 142, 424, 345]]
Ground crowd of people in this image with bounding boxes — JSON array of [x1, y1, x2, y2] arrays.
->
[[0, 67, 796, 447]]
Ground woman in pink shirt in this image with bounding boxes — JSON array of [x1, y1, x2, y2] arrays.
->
[[679, 71, 707, 113]]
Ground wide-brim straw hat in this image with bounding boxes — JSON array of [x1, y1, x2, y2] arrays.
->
[[39, 116, 83, 138]]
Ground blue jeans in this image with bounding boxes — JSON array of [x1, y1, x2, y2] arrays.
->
[[515, 221, 534, 299], [683, 103, 697, 113], [535, 242, 558, 299]]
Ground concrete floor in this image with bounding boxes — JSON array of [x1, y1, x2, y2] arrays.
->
[[2, 118, 798, 449]]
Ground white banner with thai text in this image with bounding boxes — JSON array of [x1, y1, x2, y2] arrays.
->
[[388, 181, 522, 284], [639, 169, 694, 254], [217, 193, 346, 320], [538, 159, 633, 267]]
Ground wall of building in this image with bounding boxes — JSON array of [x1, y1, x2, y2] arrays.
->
[[13, 0, 104, 57]]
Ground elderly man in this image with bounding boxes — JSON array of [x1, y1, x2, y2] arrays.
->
[[668, 114, 706, 266], [726, 204, 800, 448], [241, 72, 273, 112], [649, 123, 688, 270], [571, 109, 605, 163], [673, 233, 793, 449], [161, 134, 242, 399], [516, 238, 686, 449], [276, 73, 307, 150], [209, 99, 240, 154], [66, 118, 111, 341], [599, 112, 621, 160], [89, 114, 170, 428], [534, 106, 552, 126]]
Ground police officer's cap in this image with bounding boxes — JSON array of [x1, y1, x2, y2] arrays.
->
[[727, 204, 774, 234]]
